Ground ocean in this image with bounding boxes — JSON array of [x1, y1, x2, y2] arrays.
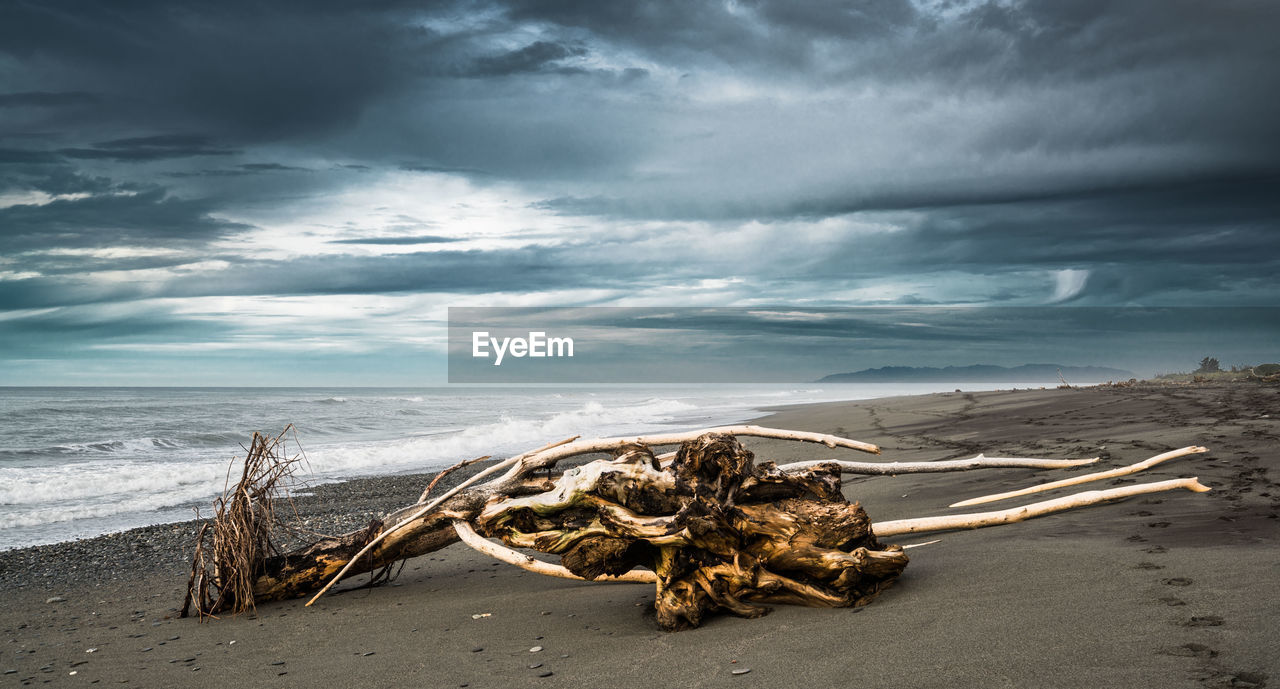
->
[[0, 384, 1013, 549]]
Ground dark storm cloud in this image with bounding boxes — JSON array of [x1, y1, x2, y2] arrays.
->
[[3, 0, 1275, 155], [0, 307, 227, 359], [505, 0, 1279, 195], [0, 91, 98, 108], [889, 172, 1280, 268], [5, 0, 1273, 188], [461, 40, 589, 77], [522, 0, 930, 66], [238, 163, 307, 172], [397, 163, 489, 175], [163, 170, 255, 179], [0, 188, 247, 252], [790, 170, 1280, 268], [0, 149, 63, 164], [1, 0, 1278, 383], [161, 162, 312, 178], [0, 160, 121, 202], [19, 251, 233, 278], [0, 1, 417, 143], [1, 309, 201, 340], [0, 245, 666, 310], [58, 134, 239, 161]]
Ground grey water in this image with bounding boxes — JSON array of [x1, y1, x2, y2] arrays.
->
[[0, 383, 1014, 549]]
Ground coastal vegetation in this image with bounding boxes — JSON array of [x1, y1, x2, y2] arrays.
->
[[1153, 358, 1280, 383]]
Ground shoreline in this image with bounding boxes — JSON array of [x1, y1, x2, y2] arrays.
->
[[0, 380, 1139, 557], [4, 381, 1277, 687]]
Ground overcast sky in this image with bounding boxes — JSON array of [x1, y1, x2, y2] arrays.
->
[[1, 0, 1277, 385]]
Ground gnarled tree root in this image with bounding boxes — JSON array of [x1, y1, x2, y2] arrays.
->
[[474, 435, 908, 630]]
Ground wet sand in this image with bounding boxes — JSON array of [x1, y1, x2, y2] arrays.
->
[[3, 383, 1278, 688]]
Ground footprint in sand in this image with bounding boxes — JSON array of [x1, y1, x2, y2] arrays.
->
[[1157, 643, 1218, 659], [1143, 545, 1168, 554], [1199, 671, 1269, 689], [1135, 562, 1165, 570], [1182, 615, 1225, 628], [1157, 597, 1187, 606], [1163, 577, 1194, 586], [1148, 521, 1172, 528]]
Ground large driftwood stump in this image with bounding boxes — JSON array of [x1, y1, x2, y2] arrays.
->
[[184, 425, 1210, 630], [475, 434, 906, 629]]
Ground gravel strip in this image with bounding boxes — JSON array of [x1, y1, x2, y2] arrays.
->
[[0, 459, 505, 591]]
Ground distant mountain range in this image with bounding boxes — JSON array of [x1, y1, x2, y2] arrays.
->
[[817, 364, 1136, 383]]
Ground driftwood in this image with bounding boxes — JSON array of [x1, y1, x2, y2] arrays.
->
[[948, 446, 1208, 507], [183, 425, 1211, 630]]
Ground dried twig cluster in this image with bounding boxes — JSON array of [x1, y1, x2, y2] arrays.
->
[[182, 426, 305, 619]]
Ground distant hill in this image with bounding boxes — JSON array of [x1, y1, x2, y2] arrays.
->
[[817, 364, 1135, 383]]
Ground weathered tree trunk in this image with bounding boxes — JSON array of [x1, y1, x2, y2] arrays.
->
[[247, 484, 496, 603]]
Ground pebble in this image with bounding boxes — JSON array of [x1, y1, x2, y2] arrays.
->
[[538, 671, 554, 677], [45, 597, 66, 604], [529, 663, 543, 669], [470, 647, 484, 653], [731, 668, 752, 675], [362, 652, 375, 657], [270, 661, 285, 666], [529, 646, 543, 653]]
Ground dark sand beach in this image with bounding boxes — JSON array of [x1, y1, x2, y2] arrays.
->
[[3, 383, 1278, 688]]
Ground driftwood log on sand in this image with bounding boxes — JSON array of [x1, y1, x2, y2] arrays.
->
[[183, 425, 1210, 630]]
